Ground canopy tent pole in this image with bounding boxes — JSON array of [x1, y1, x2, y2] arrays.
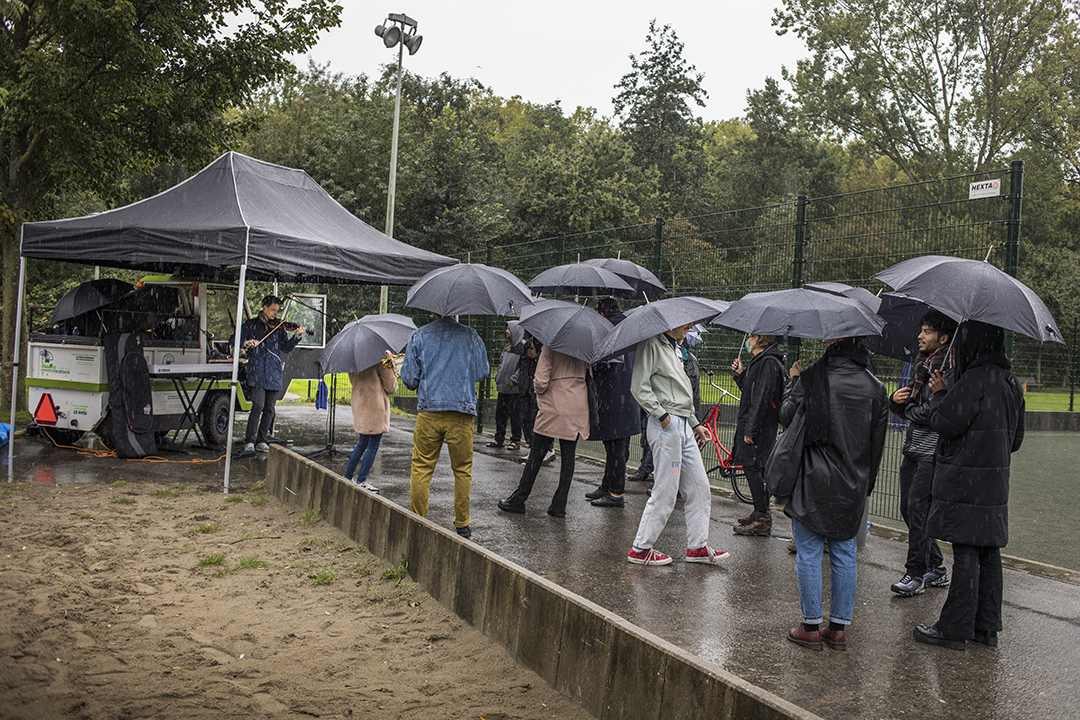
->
[[222, 263, 249, 493], [7, 255, 27, 480]]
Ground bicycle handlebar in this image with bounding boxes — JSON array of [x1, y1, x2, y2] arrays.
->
[[703, 369, 740, 402]]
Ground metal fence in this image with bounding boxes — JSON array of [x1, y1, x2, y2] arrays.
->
[[445, 159, 1078, 526]]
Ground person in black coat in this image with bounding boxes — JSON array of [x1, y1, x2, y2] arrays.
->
[[781, 338, 889, 651], [731, 335, 786, 536], [586, 299, 641, 507], [913, 321, 1025, 651]]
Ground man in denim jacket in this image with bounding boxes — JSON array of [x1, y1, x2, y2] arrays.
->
[[401, 315, 490, 538]]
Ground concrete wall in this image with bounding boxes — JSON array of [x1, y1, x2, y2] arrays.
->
[[1024, 411, 1080, 432], [265, 446, 822, 720]]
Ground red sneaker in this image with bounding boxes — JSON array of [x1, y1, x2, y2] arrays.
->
[[627, 548, 673, 566], [686, 546, 731, 565]]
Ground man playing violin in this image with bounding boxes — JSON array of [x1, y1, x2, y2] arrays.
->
[[239, 295, 306, 455]]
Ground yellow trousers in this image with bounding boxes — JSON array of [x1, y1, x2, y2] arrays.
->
[[410, 411, 474, 529]]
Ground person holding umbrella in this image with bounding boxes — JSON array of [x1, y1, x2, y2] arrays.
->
[[343, 352, 402, 492], [913, 320, 1025, 650], [487, 322, 528, 451]]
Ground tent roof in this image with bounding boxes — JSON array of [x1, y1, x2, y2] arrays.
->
[[20, 152, 456, 285]]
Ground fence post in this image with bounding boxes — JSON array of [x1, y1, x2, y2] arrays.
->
[[1072, 316, 1077, 413], [558, 234, 566, 267], [477, 243, 495, 432], [1004, 160, 1024, 361], [792, 195, 808, 288], [654, 217, 665, 280]]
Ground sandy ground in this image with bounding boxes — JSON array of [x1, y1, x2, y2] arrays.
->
[[0, 479, 592, 720]]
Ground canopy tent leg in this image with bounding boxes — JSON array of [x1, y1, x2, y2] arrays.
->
[[222, 264, 249, 493], [7, 256, 27, 480]]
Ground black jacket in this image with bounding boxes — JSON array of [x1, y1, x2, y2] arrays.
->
[[781, 355, 890, 540], [927, 353, 1024, 548], [732, 343, 786, 468], [590, 313, 641, 440]]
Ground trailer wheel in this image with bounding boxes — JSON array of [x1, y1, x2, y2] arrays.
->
[[43, 427, 84, 447], [199, 393, 232, 448]]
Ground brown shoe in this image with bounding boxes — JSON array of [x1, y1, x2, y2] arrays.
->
[[787, 627, 823, 650], [820, 627, 847, 650], [737, 510, 764, 526], [733, 518, 771, 536]]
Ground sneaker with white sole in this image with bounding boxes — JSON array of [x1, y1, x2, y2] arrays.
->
[[357, 480, 379, 494], [923, 565, 950, 588], [627, 548, 673, 566], [255, 442, 270, 452], [242, 443, 255, 454], [686, 546, 731, 564]]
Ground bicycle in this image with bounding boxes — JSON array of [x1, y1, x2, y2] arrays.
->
[[697, 370, 753, 503]]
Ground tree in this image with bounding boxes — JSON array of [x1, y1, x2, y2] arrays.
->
[[613, 20, 711, 215], [774, 0, 1073, 181], [1, 0, 341, 413]]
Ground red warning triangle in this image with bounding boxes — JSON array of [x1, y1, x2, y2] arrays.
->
[[33, 393, 58, 425]]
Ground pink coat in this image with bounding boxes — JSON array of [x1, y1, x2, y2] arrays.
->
[[348, 363, 398, 435], [533, 347, 589, 441]]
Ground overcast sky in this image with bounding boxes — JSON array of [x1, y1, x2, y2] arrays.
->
[[287, 1, 810, 123]]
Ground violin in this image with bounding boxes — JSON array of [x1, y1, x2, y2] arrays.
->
[[267, 318, 314, 336]]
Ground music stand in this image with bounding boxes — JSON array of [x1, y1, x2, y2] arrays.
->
[[306, 371, 344, 459]]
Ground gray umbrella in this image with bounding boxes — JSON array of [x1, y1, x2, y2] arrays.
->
[[318, 314, 417, 375], [597, 296, 730, 359], [804, 281, 882, 313], [406, 263, 534, 317], [517, 299, 613, 364], [874, 255, 1064, 343], [528, 263, 636, 297], [51, 278, 134, 323], [712, 288, 885, 340], [582, 258, 666, 300]]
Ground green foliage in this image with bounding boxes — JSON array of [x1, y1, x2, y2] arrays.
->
[[309, 565, 338, 586], [299, 508, 321, 527], [198, 552, 228, 567], [380, 554, 409, 586]]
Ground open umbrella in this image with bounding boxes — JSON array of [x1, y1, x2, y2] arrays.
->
[[318, 314, 417, 375], [517, 299, 613, 364], [873, 255, 1063, 343], [581, 258, 666, 300], [406, 263, 533, 317], [50, 278, 134, 324], [597, 296, 729, 359], [804, 281, 882, 313], [712, 288, 885, 340], [864, 292, 938, 361], [528, 263, 636, 297]]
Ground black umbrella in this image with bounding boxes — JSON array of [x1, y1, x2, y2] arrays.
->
[[864, 293, 940, 362], [874, 255, 1064, 343], [318, 314, 417, 375], [517, 299, 613, 364], [712, 288, 885, 340], [50, 278, 134, 323], [406, 263, 533, 317], [528, 263, 636, 297], [597, 296, 729, 358], [804, 281, 882, 313], [581, 258, 666, 300]]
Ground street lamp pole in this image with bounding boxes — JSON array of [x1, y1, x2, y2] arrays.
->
[[375, 13, 422, 314]]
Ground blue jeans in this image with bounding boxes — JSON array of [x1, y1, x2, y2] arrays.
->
[[344, 433, 383, 482], [791, 517, 858, 625]]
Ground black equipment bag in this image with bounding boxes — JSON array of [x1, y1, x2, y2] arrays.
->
[[104, 332, 157, 458]]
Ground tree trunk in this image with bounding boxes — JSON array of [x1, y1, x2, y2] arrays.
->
[[1, 226, 25, 416]]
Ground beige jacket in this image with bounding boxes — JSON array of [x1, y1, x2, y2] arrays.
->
[[348, 363, 398, 435], [533, 347, 589, 441]]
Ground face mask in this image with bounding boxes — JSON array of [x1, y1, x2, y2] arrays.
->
[[744, 338, 753, 353]]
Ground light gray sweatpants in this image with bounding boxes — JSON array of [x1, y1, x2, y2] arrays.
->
[[632, 415, 713, 552]]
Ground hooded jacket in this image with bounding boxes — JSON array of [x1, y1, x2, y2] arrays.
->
[[732, 343, 786, 468], [926, 322, 1025, 548], [494, 322, 527, 395], [589, 312, 641, 440], [780, 348, 889, 539]]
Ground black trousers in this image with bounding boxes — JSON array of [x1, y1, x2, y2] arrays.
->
[[493, 392, 523, 444], [506, 434, 576, 514], [746, 465, 769, 515], [520, 391, 537, 446], [599, 437, 630, 495], [245, 387, 281, 444], [899, 456, 944, 576], [936, 544, 1003, 639]]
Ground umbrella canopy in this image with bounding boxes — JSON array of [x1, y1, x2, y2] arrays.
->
[[864, 293, 938, 362], [528, 263, 636, 297], [406, 263, 534, 317], [51, 278, 134, 323], [597, 296, 730, 359], [873, 255, 1064, 343], [804, 281, 882, 313], [581, 258, 666, 300], [712, 288, 885, 340], [517, 299, 613, 364], [318, 314, 417, 375]]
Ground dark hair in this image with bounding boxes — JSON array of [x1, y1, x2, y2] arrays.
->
[[597, 298, 620, 317], [920, 310, 957, 339], [261, 295, 284, 308]]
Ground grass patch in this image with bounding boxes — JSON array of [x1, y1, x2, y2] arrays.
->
[[1024, 391, 1077, 412], [198, 552, 227, 567], [168, 483, 186, 492], [76, 512, 92, 520], [157, 504, 174, 510], [224, 495, 244, 504], [154, 489, 179, 498], [234, 555, 270, 571], [381, 554, 409, 587], [109, 481, 128, 488], [299, 508, 321, 527], [196, 523, 220, 534], [250, 496, 268, 507], [110, 497, 136, 505], [0, 482, 31, 497], [250, 481, 266, 493], [309, 565, 339, 586]]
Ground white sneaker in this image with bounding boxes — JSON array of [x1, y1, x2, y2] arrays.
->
[[255, 442, 270, 452], [243, 443, 255, 454], [357, 480, 379, 494], [542, 449, 556, 465]]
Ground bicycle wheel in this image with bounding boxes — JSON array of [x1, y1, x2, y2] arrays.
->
[[729, 467, 754, 504]]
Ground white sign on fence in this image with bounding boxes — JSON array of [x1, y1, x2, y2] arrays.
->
[[969, 178, 1001, 199]]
